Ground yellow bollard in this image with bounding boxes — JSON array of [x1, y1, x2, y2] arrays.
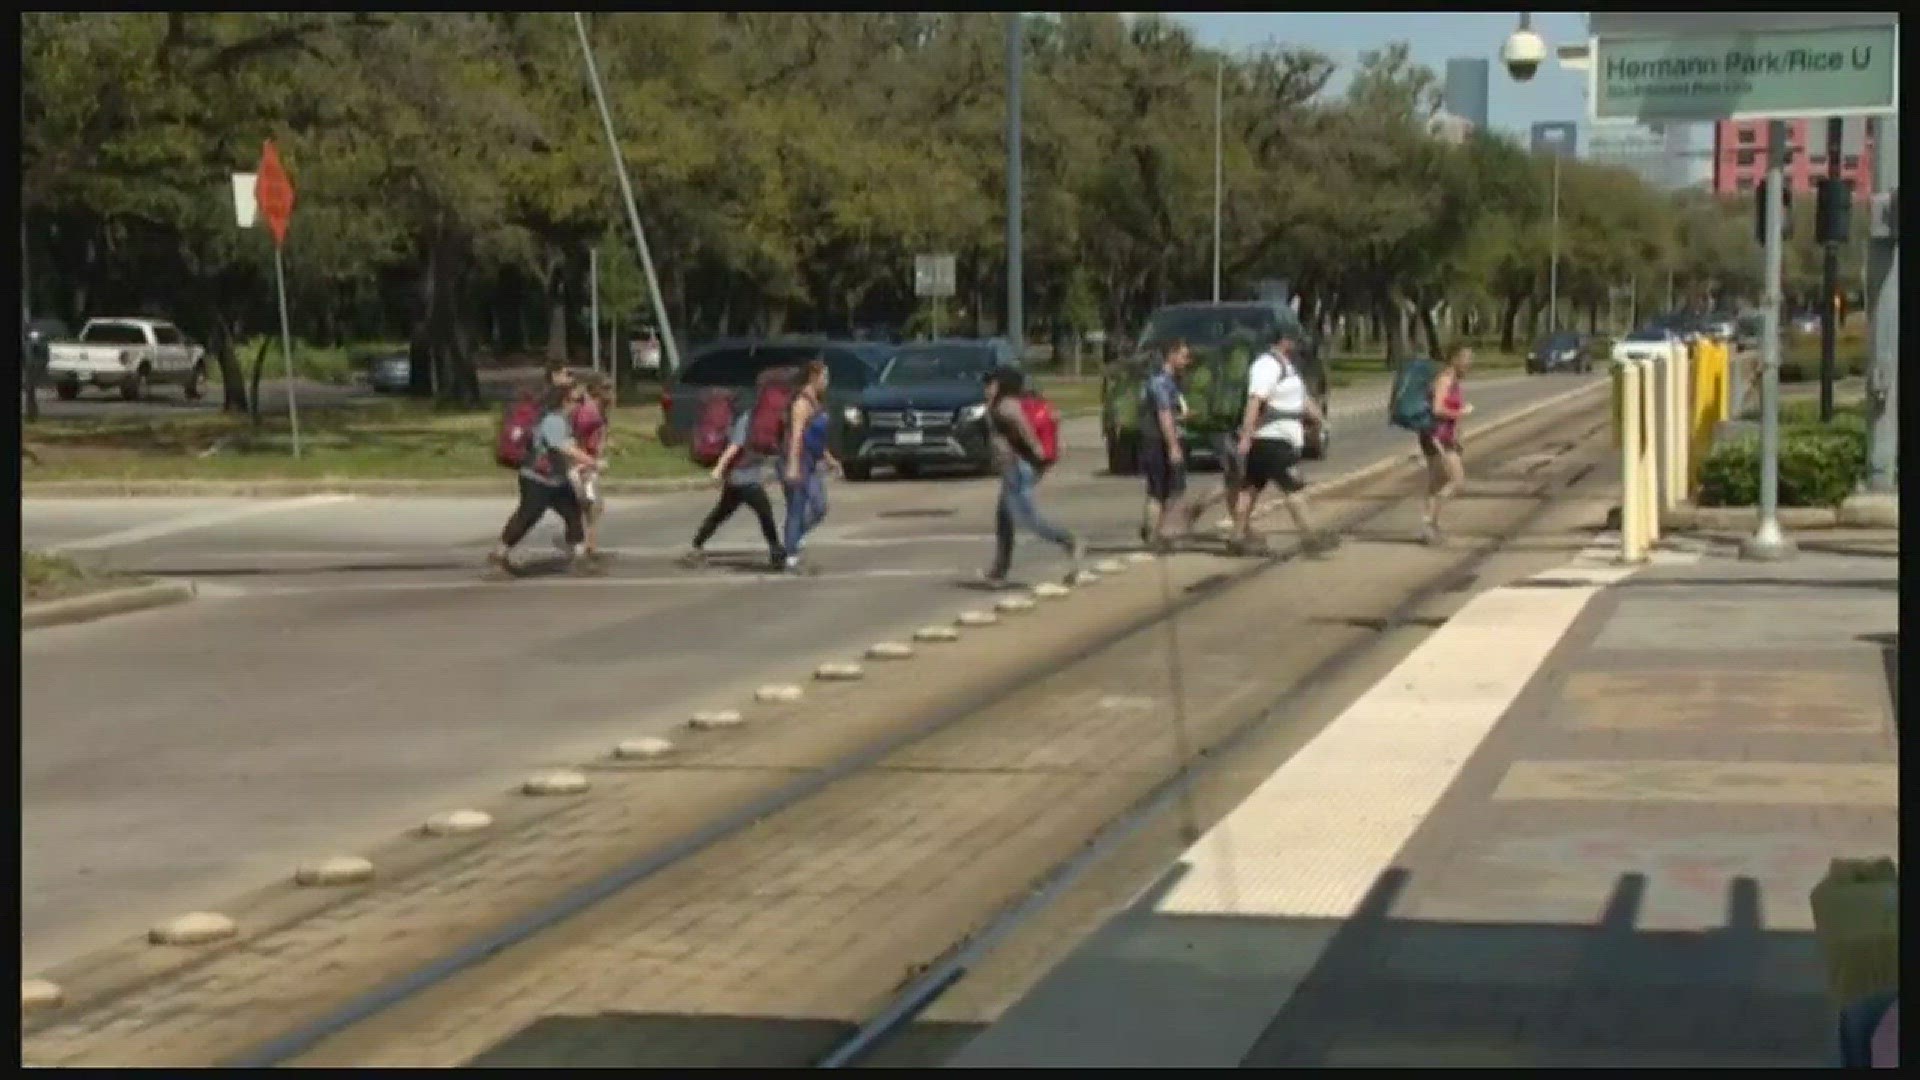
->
[[1640, 362, 1660, 545], [1668, 345, 1689, 511], [1618, 361, 1647, 563]]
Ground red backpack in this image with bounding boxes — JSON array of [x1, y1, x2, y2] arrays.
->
[[495, 393, 543, 470], [689, 389, 736, 467], [1020, 394, 1060, 466], [746, 369, 798, 456]]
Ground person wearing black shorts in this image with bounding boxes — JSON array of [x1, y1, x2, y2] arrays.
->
[[1230, 332, 1337, 557], [1137, 338, 1193, 552]]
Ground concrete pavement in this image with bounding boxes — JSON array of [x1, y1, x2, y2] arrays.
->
[[19, 372, 1583, 976], [949, 531, 1897, 1067]]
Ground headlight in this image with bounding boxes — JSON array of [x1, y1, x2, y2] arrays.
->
[[958, 403, 988, 423], [842, 406, 862, 425]]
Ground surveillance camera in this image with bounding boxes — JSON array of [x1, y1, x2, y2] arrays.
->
[[1503, 29, 1547, 82]]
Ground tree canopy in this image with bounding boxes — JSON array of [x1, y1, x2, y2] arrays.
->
[[23, 12, 1833, 408]]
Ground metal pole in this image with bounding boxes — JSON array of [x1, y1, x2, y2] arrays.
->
[[1211, 55, 1223, 304], [1006, 12, 1024, 354], [1862, 114, 1897, 495], [1819, 116, 1842, 422], [572, 12, 681, 376], [273, 245, 302, 459], [1546, 152, 1559, 335], [589, 245, 601, 374], [1741, 119, 1794, 561]]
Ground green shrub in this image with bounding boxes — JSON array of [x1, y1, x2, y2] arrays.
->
[[1698, 422, 1868, 508]]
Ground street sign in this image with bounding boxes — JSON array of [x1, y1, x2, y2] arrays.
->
[[254, 140, 295, 248], [913, 253, 956, 299], [1591, 24, 1899, 122], [231, 173, 258, 228]]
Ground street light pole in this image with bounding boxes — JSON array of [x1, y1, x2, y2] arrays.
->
[[1006, 12, 1024, 355], [1548, 153, 1560, 334], [1860, 114, 1898, 496], [1211, 55, 1223, 304], [572, 12, 681, 376]]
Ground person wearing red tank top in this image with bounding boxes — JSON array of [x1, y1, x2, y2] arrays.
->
[[1420, 343, 1474, 546]]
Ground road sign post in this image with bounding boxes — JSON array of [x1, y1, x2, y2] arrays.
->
[[254, 141, 301, 459], [914, 254, 957, 340]]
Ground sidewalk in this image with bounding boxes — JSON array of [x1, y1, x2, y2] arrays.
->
[[950, 534, 1898, 1068]]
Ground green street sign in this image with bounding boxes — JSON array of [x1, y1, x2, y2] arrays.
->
[[1593, 25, 1898, 122]]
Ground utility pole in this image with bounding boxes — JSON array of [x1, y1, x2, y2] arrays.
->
[[589, 245, 601, 374], [1211, 55, 1223, 304], [1741, 119, 1795, 562], [1006, 12, 1024, 356], [1818, 117, 1842, 422], [572, 12, 681, 376]]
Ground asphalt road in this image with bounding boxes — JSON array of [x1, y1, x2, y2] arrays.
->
[[20, 371, 1590, 974]]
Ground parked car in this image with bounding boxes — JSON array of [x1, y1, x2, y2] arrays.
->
[[1610, 326, 1683, 366], [656, 337, 893, 462], [840, 339, 1017, 480], [365, 353, 412, 393], [1102, 301, 1331, 475], [45, 318, 207, 401], [1527, 331, 1589, 374]]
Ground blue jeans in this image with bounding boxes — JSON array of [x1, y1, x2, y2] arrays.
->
[[992, 459, 1074, 576], [782, 467, 828, 558]]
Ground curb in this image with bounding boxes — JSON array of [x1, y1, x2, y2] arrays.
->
[[22, 580, 195, 630], [1656, 500, 1899, 532], [21, 477, 713, 499]]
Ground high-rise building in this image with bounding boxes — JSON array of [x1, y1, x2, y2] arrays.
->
[[1586, 120, 1714, 192], [1530, 121, 1579, 159], [1713, 119, 1876, 202], [1442, 58, 1490, 130]]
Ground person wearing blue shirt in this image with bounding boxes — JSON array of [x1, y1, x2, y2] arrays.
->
[[1137, 338, 1193, 552]]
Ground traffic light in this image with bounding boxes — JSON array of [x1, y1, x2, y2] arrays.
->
[[1815, 178, 1854, 244], [1754, 183, 1793, 244]]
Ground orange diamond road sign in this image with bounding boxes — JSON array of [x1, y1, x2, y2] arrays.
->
[[254, 139, 295, 248]]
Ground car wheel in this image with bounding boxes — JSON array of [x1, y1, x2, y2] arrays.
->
[[55, 382, 80, 401], [121, 368, 149, 402], [183, 363, 205, 400], [1106, 436, 1139, 476], [843, 462, 872, 482]]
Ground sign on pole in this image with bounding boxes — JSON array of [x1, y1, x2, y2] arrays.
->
[[254, 139, 302, 458], [913, 254, 957, 298], [231, 173, 258, 228], [1590, 23, 1899, 122]]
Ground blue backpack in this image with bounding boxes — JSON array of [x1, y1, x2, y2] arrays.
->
[[1388, 357, 1440, 432]]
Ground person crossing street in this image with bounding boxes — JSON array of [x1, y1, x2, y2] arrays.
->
[[1229, 330, 1337, 558], [981, 366, 1085, 585]]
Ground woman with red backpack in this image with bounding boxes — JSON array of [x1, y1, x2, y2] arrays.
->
[[981, 366, 1084, 586], [678, 367, 787, 571]]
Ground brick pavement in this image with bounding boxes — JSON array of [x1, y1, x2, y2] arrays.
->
[[955, 535, 1897, 1068]]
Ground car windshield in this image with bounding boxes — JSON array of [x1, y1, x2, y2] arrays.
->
[[80, 322, 148, 345], [881, 345, 996, 385], [1539, 334, 1581, 350], [1140, 306, 1280, 349], [1624, 329, 1668, 343]]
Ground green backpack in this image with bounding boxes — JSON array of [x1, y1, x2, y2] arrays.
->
[[1388, 357, 1440, 432]]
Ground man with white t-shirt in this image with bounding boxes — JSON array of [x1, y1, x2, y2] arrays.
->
[[1230, 331, 1336, 557]]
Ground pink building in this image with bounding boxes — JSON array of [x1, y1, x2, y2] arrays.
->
[[1713, 119, 1876, 202]]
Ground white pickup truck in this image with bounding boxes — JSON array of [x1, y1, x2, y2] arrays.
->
[[46, 318, 208, 402]]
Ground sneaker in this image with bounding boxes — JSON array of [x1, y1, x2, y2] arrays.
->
[[1227, 534, 1272, 558], [1420, 523, 1444, 547], [979, 568, 1010, 589], [767, 551, 787, 571], [485, 550, 515, 575], [1149, 536, 1175, 556], [676, 548, 708, 569], [1069, 537, 1088, 566]]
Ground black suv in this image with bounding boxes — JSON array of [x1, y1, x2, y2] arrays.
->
[[841, 339, 1017, 480]]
